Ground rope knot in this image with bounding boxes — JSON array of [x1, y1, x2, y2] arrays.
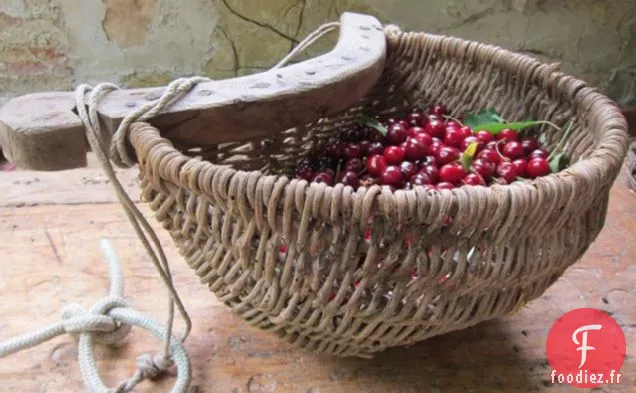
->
[[61, 296, 132, 346], [136, 353, 174, 379]]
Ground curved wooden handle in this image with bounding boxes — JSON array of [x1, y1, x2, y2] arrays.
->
[[0, 12, 386, 171]]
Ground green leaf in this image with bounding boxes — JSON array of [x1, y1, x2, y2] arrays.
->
[[460, 142, 479, 171], [360, 115, 388, 136], [549, 152, 569, 173], [464, 109, 505, 129], [472, 120, 546, 135]]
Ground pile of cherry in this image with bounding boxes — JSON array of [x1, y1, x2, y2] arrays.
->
[[294, 105, 554, 191]]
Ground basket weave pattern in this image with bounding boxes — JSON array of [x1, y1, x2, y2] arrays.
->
[[127, 30, 628, 357]]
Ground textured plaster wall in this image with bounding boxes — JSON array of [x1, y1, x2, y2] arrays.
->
[[0, 0, 635, 107]]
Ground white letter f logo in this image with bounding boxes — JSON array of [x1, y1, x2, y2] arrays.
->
[[572, 324, 602, 368]]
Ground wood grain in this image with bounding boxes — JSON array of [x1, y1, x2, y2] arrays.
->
[[0, 12, 386, 172], [0, 164, 634, 393]]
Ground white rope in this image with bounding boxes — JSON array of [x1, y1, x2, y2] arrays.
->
[[0, 239, 190, 393], [0, 21, 345, 393]]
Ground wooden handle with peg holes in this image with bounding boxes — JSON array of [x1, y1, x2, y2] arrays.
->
[[0, 12, 386, 171]]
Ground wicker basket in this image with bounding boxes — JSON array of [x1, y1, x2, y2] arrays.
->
[[125, 29, 629, 358]]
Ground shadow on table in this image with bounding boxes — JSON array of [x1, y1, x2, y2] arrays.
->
[[319, 318, 546, 392]]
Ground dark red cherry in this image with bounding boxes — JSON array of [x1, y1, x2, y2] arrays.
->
[[526, 157, 550, 178], [399, 161, 418, 179], [312, 172, 334, 185], [496, 162, 518, 184], [405, 137, 429, 161], [502, 141, 525, 160], [380, 166, 404, 186], [496, 128, 519, 142], [383, 146, 406, 165], [366, 154, 388, 177], [462, 173, 486, 186], [439, 163, 467, 185], [339, 171, 360, 188], [436, 146, 461, 166]]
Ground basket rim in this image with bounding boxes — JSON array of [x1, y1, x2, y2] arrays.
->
[[127, 30, 630, 226]]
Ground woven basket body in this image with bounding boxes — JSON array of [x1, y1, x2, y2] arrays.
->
[[127, 29, 628, 357]]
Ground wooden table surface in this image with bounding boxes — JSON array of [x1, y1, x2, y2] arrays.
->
[[0, 155, 634, 393]]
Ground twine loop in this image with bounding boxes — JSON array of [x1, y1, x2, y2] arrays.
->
[[60, 297, 132, 345], [0, 239, 191, 393]]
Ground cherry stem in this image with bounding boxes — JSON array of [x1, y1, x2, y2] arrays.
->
[[443, 115, 465, 127], [495, 140, 509, 161]]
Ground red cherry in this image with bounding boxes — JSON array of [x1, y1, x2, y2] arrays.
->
[[511, 158, 527, 177], [425, 118, 445, 139], [413, 132, 433, 147], [502, 141, 525, 160], [383, 146, 406, 165], [407, 111, 425, 126], [444, 127, 466, 148], [436, 182, 455, 190], [521, 138, 539, 154], [459, 126, 473, 139], [295, 166, 313, 181], [462, 173, 486, 186], [526, 157, 550, 178], [344, 158, 364, 173], [445, 124, 460, 134], [407, 126, 425, 136], [496, 162, 518, 184], [430, 104, 447, 116], [410, 172, 434, 185], [429, 140, 443, 155], [344, 143, 362, 158], [461, 136, 484, 153], [386, 124, 408, 145], [529, 149, 549, 159], [366, 154, 388, 177], [380, 166, 404, 186], [339, 171, 360, 188], [436, 146, 461, 166], [475, 130, 494, 144], [420, 165, 440, 184], [439, 163, 467, 185], [405, 137, 429, 161], [446, 120, 462, 129], [312, 172, 334, 185], [400, 161, 418, 179], [397, 119, 409, 129], [367, 141, 385, 156], [477, 148, 501, 164], [497, 128, 519, 142], [471, 158, 496, 179]]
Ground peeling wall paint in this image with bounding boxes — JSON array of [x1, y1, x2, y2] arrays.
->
[[0, 0, 635, 107]]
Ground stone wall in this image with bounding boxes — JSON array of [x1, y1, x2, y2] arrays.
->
[[1, 0, 635, 107]]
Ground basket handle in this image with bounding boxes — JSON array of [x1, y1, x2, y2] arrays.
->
[[0, 12, 386, 171]]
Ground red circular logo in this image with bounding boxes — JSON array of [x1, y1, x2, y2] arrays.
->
[[546, 308, 626, 388]]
